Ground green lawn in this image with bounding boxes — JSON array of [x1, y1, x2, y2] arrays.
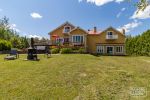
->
[[0, 54, 150, 100]]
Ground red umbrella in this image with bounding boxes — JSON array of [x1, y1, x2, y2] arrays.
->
[[52, 35, 59, 39]]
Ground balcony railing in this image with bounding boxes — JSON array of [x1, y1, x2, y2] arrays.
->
[[106, 35, 118, 40]]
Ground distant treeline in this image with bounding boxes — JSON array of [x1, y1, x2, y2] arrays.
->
[[126, 30, 150, 56], [0, 16, 29, 51]]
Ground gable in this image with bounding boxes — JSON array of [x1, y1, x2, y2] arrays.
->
[[100, 27, 125, 37], [95, 27, 125, 44], [48, 22, 75, 35]]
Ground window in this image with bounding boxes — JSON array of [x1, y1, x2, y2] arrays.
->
[[107, 31, 113, 35], [64, 38, 69, 43], [64, 26, 71, 33], [56, 38, 63, 43], [72, 35, 84, 43], [116, 46, 123, 53], [97, 46, 104, 54]]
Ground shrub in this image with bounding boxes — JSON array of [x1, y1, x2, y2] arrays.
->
[[0, 39, 12, 51], [78, 48, 86, 54], [60, 48, 73, 54], [51, 48, 60, 54], [6, 42, 12, 50]]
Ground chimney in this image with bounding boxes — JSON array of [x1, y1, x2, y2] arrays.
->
[[122, 29, 125, 34], [31, 38, 34, 48], [94, 27, 97, 33]]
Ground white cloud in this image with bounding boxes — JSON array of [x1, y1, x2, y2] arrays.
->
[[116, 7, 126, 18], [131, 5, 150, 19], [121, 7, 126, 11], [79, 0, 125, 6], [29, 35, 42, 40], [86, 0, 113, 6], [30, 12, 43, 19], [117, 20, 142, 33], [23, 33, 47, 40], [79, 0, 82, 2], [116, 12, 121, 18], [9, 24, 21, 32], [115, 0, 124, 3]]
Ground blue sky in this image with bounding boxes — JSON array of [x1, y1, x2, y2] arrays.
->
[[0, 0, 150, 39]]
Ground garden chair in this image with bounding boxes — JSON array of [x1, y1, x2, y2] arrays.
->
[[4, 49, 19, 60], [10, 49, 19, 59]]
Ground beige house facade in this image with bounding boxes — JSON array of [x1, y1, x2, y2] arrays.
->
[[49, 22, 126, 55]]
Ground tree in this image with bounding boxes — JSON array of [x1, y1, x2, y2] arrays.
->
[[0, 39, 12, 51], [125, 30, 150, 56], [0, 16, 29, 50], [127, 0, 149, 12], [137, 0, 149, 11]]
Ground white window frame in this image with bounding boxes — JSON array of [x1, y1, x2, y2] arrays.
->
[[116, 46, 123, 53], [63, 26, 71, 33], [72, 35, 84, 43], [107, 31, 113, 35], [106, 31, 118, 39], [97, 46, 105, 54]]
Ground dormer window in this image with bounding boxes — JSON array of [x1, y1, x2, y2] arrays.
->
[[107, 31, 113, 35], [106, 31, 118, 39], [63, 26, 71, 33]]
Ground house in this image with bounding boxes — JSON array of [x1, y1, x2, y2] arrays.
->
[[48, 22, 126, 55]]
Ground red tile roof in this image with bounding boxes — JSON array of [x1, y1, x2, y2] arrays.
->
[[88, 30, 101, 35]]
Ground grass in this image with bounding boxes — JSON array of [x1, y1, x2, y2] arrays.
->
[[0, 54, 150, 100]]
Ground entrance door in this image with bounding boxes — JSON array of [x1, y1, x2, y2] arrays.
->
[[107, 46, 114, 54]]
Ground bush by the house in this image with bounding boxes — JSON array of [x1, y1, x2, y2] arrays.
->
[[78, 48, 86, 54], [51, 48, 60, 54], [60, 48, 73, 54], [0, 39, 12, 51]]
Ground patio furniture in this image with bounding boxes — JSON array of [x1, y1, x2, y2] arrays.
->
[[4, 56, 16, 60], [10, 49, 19, 59], [4, 49, 19, 60]]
